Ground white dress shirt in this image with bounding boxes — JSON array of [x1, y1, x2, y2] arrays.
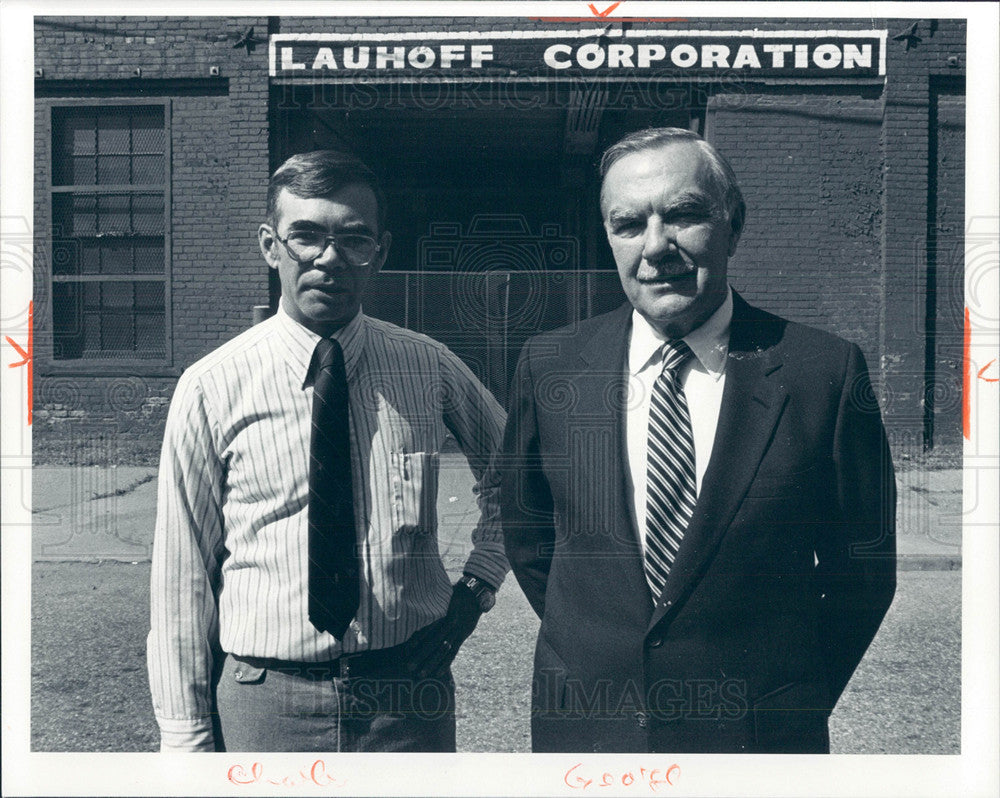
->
[[624, 287, 733, 551], [147, 304, 508, 751]]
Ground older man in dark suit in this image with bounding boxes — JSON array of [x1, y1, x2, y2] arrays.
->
[[500, 127, 896, 754]]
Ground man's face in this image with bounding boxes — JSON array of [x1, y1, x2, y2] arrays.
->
[[601, 142, 740, 339], [259, 184, 391, 336]]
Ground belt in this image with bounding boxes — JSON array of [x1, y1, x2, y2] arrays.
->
[[232, 639, 412, 681]]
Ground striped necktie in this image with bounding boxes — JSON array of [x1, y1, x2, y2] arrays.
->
[[644, 339, 696, 602], [307, 336, 359, 639]]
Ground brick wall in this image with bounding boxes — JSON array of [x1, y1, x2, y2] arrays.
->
[[31, 15, 966, 463], [927, 82, 965, 450], [34, 16, 270, 462], [880, 18, 966, 456], [700, 16, 965, 460], [709, 90, 884, 376], [34, 16, 266, 80]]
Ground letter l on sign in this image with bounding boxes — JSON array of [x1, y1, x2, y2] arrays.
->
[[281, 47, 306, 70]]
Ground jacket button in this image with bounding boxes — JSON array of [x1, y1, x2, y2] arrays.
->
[[648, 637, 663, 649], [635, 712, 649, 728]]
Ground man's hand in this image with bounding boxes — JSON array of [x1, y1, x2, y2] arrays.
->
[[407, 581, 484, 680]]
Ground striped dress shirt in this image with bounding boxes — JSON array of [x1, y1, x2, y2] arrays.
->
[[147, 305, 509, 751]]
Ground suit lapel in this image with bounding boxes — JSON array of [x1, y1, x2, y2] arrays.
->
[[577, 302, 633, 371], [577, 301, 633, 522], [648, 294, 789, 632], [576, 303, 651, 581]]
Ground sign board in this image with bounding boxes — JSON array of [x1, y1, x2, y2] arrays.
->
[[270, 29, 887, 79]]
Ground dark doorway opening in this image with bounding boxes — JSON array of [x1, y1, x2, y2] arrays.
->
[[271, 80, 696, 402]]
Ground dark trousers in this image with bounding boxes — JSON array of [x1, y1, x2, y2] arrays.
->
[[215, 648, 456, 752]]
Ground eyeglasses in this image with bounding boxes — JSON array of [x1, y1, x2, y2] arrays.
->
[[275, 229, 381, 267]]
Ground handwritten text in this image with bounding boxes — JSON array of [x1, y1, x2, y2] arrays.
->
[[565, 762, 680, 791], [227, 760, 347, 789]]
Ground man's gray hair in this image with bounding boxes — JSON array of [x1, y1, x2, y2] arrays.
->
[[599, 127, 746, 237]]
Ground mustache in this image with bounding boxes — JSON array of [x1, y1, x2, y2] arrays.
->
[[637, 257, 696, 279]]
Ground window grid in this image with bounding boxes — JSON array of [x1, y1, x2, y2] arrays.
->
[[48, 101, 171, 365], [52, 106, 166, 188]]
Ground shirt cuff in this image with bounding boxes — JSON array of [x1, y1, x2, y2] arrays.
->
[[462, 544, 509, 592], [156, 715, 216, 752]]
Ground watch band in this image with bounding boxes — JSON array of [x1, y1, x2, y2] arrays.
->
[[459, 574, 497, 612]]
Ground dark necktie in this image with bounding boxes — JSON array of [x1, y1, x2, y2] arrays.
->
[[644, 340, 697, 602], [308, 337, 359, 639]]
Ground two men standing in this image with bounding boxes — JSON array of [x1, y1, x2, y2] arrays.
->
[[149, 129, 895, 754]]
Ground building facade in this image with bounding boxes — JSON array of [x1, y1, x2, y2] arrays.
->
[[32, 15, 966, 463]]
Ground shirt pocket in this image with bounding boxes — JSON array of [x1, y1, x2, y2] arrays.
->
[[390, 451, 439, 536]]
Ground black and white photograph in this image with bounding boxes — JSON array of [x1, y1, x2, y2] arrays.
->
[[1, 1, 997, 796]]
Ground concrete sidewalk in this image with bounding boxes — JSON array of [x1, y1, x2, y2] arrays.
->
[[29, 459, 962, 569]]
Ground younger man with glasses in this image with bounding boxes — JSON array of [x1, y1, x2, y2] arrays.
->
[[148, 150, 507, 752]]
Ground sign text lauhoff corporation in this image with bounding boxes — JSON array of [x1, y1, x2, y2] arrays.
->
[[270, 30, 887, 78]]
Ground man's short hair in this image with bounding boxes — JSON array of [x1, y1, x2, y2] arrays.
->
[[599, 127, 746, 237], [266, 150, 387, 232]]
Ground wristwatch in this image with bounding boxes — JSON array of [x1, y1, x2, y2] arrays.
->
[[459, 574, 497, 613]]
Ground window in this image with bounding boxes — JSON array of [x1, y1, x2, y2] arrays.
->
[[49, 103, 169, 362]]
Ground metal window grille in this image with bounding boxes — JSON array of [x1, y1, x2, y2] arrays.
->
[[50, 104, 169, 361]]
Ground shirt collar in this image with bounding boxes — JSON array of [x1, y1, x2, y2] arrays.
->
[[273, 300, 368, 389], [628, 285, 733, 380]]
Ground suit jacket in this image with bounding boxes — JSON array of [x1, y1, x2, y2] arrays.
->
[[500, 292, 896, 754]]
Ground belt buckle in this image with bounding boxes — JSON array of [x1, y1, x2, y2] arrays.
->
[[339, 652, 356, 679]]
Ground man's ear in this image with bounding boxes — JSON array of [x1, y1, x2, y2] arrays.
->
[[727, 203, 746, 257], [258, 224, 280, 270]]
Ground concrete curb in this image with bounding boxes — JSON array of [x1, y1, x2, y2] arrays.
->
[[897, 557, 962, 571], [30, 464, 964, 570]]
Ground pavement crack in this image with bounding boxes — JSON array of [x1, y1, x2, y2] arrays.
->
[[90, 473, 156, 501]]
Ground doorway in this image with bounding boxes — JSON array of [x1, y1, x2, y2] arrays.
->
[[271, 80, 696, 403]]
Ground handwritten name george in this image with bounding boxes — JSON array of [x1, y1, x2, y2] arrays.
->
[[227, 759, 347, 788], [565, 762, 680, 791]]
